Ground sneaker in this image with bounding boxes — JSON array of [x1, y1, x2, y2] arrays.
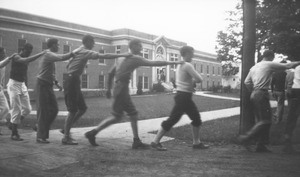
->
[[255, 145, 272, 153], [11, 134, 23, 141], [36, 138, 50, 144], [192, 143, 209, 149], [150, 142, 167, 151], [85, 130, 99, 146], [62, 136, 78, 145], [132, 138, 149, 150]]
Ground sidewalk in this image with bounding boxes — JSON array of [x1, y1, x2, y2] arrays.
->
[[1, 93, 298, 177]]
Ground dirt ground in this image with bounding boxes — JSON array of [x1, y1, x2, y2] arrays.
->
[[2, 139, 299, 177]]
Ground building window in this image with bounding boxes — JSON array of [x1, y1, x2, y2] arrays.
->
[[18, 39, 27, 53], [99, 75, 105, 89], [213, 66, 215, 75], [81, 74, 88, 89], [42, 41, 47, 50], [207, 65, 209, 74], [141, 48, 149, 59], [63, 45, 70, 54], [170, 53, 178, 70], [138, 76, 149, 89], [144, 76, 149, 89], [99, 49, 105, 64], [116, 45, 121, 54]]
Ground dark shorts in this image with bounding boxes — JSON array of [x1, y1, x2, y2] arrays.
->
[[64, 74, 87, 112], [111, 81, 137, 118], [162, 91, 201, 131]]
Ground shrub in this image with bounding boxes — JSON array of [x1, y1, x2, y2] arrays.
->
[[152, 82, 165, 92]]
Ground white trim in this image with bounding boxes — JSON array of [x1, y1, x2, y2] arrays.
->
[[0, 27, 111, 46]]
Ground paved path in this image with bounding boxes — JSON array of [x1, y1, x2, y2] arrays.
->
[[0, 92, 290, 176]]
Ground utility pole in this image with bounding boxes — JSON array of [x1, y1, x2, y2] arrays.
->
[[240, 0, 256, 134]]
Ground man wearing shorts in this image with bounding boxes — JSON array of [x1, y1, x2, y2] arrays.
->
[[151, 46, 209, 151], [62, 35, 131, 145], [84, 39, 183, 149]]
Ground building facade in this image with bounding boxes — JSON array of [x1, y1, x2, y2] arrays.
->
[[0, 8, 221, 95]]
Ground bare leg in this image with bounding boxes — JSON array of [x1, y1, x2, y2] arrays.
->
[[153, 127, 167, 144], [191, 125, 201, 145], [94, 116, 120, 133], [129, 114, 139, 139]]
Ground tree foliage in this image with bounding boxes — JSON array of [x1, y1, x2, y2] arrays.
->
[[216, 0, 300, 76], [257, 0, 300, 61]]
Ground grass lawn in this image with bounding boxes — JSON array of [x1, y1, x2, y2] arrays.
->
[[164, 107, 300, 145], [22, 92, 240, 130]]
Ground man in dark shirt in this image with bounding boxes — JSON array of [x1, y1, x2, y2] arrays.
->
[[271, 60, 287, 124], [7, 43, 45, 141]]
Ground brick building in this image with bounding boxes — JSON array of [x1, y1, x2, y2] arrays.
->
[[0, 8, 221, 95]]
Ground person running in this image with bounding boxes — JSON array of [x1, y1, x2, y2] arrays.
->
[[0, 47, 15, 135], [7, 43, 45, 141], [239, 50, 300, 153], [150, 46, 209, 151], [84, 39, 183, 149], [271, 60, 287, 124], [282, 65, 300, 153], [62, 35, 131, 145], [35, 38, 76, 144]]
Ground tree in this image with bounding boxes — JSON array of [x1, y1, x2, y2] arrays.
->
[[257, 0, 300, 61], [215, 3, 243, 76]]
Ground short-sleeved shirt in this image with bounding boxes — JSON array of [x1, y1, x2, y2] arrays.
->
[[244, 61, 288, 90], [67, 46, 99, 76], [37, 50, 70, 84], [114, 56, 152, 83]]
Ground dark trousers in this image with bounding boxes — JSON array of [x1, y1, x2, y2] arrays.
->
[[246, 89, 272, 145], [162, 91, 201, 131], [36, 79, 58, 139], [285, 89, 300, 138]]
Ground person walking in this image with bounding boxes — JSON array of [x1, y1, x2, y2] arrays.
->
[[282, 65, 300, 153], [150, 46, 208, 151], [62, 35, 131, 145], [271, 60, 287, 124], [84, 39, 183, 149], [7, 43, 45, 141], [0, 47, 15, 135], [239, 50, 300, 153], [35, 38, 76, 143]]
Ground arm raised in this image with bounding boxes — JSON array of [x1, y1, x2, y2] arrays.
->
[[13, 51, 46, 63]]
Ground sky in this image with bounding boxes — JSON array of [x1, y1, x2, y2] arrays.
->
[[0, 0, 239, 54]]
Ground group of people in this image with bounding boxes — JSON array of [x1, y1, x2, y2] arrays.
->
[[239, 50, 300, 153], [1, 35, 299, 153], [1, 35, 208, 151]]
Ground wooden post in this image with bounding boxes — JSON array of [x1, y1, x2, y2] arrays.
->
[[240, 0, 256, 134]]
